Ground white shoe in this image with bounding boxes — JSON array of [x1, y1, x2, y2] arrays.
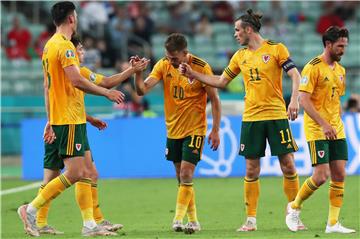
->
[[236, 217, 257, 232], [285, 202, 301, 232], [81, 225, 117, 236], [17, 204, 40, 237], [184, 221, 201, 234], [98, 219, 123, 232], [172, 220, 184, 232], [325, 222, 356, 234]]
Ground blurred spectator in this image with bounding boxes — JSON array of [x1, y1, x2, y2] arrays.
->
[[316, 1, 344, 34], [335, 1, 358, 21], [131, 3, 154, 45], [195, 14, 213, 39], [6, 17, 32, 61], [79, 1, 110, 38], [212, 1, 234, 23], [165, 2, 193, 35], [109, 4, 133, 60], [82, 35, 101, 72], [96, 39, 113, 68], [345, 95, 360, 112], [113, 60, 145, 117], [34, 23, 56, 58]]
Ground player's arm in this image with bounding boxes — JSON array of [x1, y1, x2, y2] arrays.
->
[[299, 92, 337, 140], [100, 59, 149, 89], [43, 70, 56, 144], [134, 72, 160, 96], [205, 86, 221, 150], [286, 67, 301, 121], [86, 114, 107, 130], [180, 63, 230, 89], [64, 64, 124, 104]]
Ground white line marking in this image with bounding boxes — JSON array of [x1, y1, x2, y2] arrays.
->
[[0, 182, 41, 196]]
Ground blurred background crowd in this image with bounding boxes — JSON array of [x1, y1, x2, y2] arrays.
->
[[1, 1, 360, 155]]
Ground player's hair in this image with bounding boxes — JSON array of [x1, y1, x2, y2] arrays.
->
[[51, 1, 76, 26], [70, 34, 81, 47], [236, 9, 262, 32], [164, 33, 187, 53], [322, 26, 349, 47]]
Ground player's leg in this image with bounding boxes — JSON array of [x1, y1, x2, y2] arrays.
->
[[286, 140, 329, 231], [237, 121, 266, 232], [84, 150, 123, 232], [325, 139, 354, 233], [36, 169, 65, 235]]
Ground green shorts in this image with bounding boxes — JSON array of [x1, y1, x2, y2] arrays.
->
[[166, 135, 205, 166], [44, 124, 90, 170], [308, 139, 348, 166], [239, 119, 298, 158]]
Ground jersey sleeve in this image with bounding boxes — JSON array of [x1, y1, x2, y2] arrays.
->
[[277, 43, 291, 66], [222, 51, 241, 80], [299, 64, 318, 94], [58, 41, 78, 68], [80, 67, 104, 85], [149, 60, 164, 80]]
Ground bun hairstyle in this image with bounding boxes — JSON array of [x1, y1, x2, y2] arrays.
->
[[236, 9, 263, 32]]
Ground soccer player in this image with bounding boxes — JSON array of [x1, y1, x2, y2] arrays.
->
[[17, 2, 124, 237], [133, 33, 221, 234], [179, 9, 304, 232], [37, 36, 148, 235], [286, 26, 355, 234]]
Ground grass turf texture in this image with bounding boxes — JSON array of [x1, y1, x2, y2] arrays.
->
[[2, 176, 359, 238]]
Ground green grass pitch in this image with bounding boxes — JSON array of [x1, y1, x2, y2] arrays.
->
[[2, 176, 359, 238]]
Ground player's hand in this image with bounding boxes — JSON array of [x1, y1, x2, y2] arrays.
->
[[287, 99, 299, 121], [321, 122, 337, 140], [89, 117, 107, 130], [208, 129, 220, 151], [106, 89, 125, 104], [43, 121, 56, 144], [132, 58, 150, 72], [129, 55, 141, 66], [179, 63, 194, 78]]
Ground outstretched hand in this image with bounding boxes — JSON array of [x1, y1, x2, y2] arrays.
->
[[130, 55, 150, 72], [106, 89, 125, 104], [43, 122, 56, 144], [89, 117, 107, 130], [179, 63, 194, 78], [208, 129, 220, 151]]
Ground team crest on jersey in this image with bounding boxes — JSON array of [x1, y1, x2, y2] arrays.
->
[[90, 73, 97, 82], [76, 143, 82, 151], [188, 77, 195, 84], [240, 144, 245, 151], [339, 75, 344, 82], [317, 150, 325, 158], [65, 49, 75, 59], [262, 54, 270, 63]]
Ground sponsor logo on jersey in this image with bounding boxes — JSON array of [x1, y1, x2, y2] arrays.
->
[[90, 73, 97, 82], [262, 54, 270, 63], [287, 143, 293, 149], [317, 150, 325, 158], [324, 76, 329, 81], [166, 73, 172, 78], [65, 49, 75, 59], [76, 143, 82, 151]]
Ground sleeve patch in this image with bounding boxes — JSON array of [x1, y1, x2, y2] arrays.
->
[[300, 76, 308, 85], [65, 49, 75, 59], [90, 73, 97, 82]]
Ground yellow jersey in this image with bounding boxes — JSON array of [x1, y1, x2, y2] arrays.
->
[[149, 54, 212, 139], [299, 56, 346, 141], [223, 40, 291, 121], [42, 33, 85, 125]]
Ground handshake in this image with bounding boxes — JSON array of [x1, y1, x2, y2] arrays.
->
[[129, 55, 151, 73]]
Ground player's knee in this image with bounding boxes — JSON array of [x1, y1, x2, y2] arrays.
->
[[331, 170, 346, 182], [180, 171, 193, 183], [246, 166, 260, 178], [313, 171, 329, 186], [89, 168, 99, 182]]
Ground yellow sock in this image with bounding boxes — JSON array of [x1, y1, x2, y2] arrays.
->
[[244, 177, 260, 217], [75, 178, 94, 222], [174, 183, 193, 221], [328, 181, 344, 226], [36, 184, 51, 228], [31, 174, 71, 209], [91, 183, 104, 223], [283, 173, 300, 202], [292, 177, 319, 209], [187, 188, 198, 222]]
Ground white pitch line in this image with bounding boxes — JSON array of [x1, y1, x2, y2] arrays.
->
[[0, 182, 41, 196]]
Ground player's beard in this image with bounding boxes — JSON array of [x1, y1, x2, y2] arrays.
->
[[330, 50, 342, 62], [240, 36, 249, 46]]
